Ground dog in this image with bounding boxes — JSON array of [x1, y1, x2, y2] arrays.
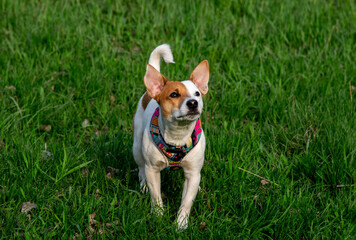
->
[[132, 44, 209, 230]]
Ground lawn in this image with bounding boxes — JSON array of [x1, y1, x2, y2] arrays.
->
[[0, 0, 355, 238]]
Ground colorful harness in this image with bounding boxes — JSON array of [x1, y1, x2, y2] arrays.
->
[[150, 107, 202, 170]]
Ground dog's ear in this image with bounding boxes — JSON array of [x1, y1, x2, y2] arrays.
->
[[189, 60, 209, 96], [144, 64, 168, 100]]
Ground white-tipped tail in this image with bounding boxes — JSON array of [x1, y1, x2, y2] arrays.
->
[[148, 44, 175, 72]]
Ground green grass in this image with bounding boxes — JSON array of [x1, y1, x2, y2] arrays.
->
[[1, 0, 355, 238]]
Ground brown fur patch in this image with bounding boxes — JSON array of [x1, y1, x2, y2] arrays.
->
[[158, 81, 189, 118], [141, 92, 152, 110]]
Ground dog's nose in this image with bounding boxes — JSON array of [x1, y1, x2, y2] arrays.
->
[[187, 99, 198, 110]]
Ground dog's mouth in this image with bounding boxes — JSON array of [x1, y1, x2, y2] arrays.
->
[[177, 111, 200, 120]]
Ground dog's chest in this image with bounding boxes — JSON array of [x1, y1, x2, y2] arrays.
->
[[141, 101, 205, 170], [149, 107, 202, 170]]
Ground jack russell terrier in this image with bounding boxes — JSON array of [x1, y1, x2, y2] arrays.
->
[[132, 44, 209, 230]]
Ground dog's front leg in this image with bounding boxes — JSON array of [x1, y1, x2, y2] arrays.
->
[[145, 165, 164, 215], [176, 171, 201, 230]]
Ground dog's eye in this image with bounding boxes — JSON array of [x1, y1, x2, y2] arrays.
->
[[170, 92, 179, 98], [194, 91, 200, 97]]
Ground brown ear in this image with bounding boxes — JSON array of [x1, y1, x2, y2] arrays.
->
[[144, 64, 168, 100], [189, 60, 209, 96]]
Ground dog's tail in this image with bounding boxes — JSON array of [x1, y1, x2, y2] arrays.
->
[[148, 44, 175, 72]]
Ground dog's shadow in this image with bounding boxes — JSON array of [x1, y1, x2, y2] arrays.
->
[[93, 130, 184, 210]]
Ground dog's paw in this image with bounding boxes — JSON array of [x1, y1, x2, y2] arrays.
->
[[175, 215, 188, 231], [151, 205, 164, 217]]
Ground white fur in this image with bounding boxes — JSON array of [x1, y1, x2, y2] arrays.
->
[[133, 44, 206, 231], [148, 44, 175, 72]]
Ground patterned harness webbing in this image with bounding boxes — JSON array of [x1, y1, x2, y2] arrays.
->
[[150, 107, 202, 170]]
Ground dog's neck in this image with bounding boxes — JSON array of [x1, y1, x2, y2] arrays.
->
[[158, 113, 196, 146]]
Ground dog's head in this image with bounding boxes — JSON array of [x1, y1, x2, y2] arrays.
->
[[144, 60, 209, 121]]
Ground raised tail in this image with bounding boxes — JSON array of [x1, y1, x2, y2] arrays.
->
[[148, 44, 175, 72]]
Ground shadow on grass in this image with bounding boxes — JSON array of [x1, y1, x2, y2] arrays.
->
[[91, 130, 137, 188], [91, 130, 185, 210]]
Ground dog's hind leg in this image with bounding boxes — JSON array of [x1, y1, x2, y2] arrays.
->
[[133, 145, 147, 193], [133, 97, 148, 193]]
